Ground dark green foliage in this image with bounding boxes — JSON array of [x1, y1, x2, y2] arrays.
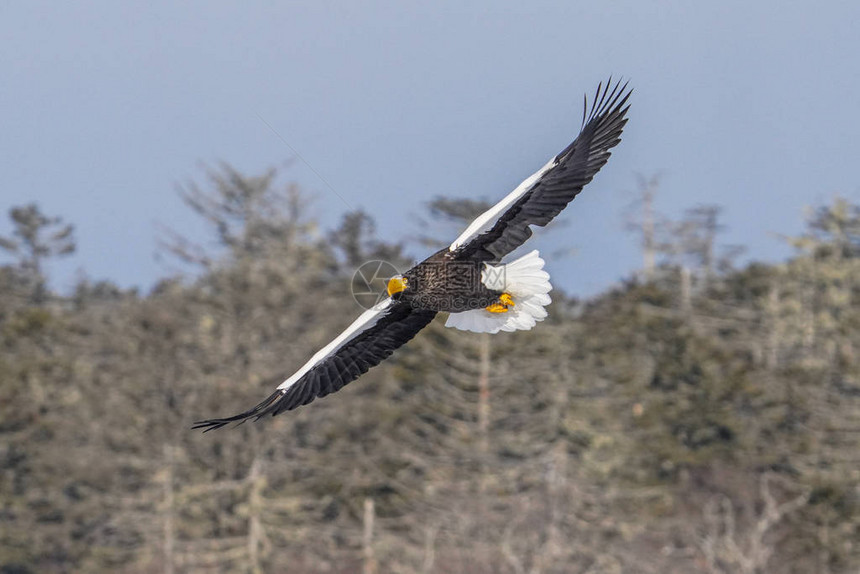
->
[[0, 172, 857, 573]]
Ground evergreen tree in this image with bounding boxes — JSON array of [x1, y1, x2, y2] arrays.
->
[[0, 203, 75, 303]]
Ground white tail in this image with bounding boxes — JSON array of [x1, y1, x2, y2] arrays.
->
[[445, 250, 552, 334]]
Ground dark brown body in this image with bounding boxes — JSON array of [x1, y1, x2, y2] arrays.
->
[[397, 248, 502, 313]]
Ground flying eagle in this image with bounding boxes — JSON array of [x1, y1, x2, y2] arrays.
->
[[194, 79, 631, 431]]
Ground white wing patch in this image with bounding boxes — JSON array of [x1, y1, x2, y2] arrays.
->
[[277, 298, 393, 392], [448, 156, 558, 252]]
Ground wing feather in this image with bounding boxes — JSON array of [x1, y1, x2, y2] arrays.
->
[[449, 79, 631, 262], [193, 300, 436, 431]]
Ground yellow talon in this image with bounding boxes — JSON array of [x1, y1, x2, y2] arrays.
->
[[486, 293, 515, 313]]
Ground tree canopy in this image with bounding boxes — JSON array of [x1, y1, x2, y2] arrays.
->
[[1, 166, 857, 573]]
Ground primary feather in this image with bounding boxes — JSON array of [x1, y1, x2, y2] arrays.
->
[[193, 302, 436, 431], [450, 78, 631, 262]]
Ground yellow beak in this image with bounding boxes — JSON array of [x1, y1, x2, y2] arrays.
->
[[387, 276, 407, 296]]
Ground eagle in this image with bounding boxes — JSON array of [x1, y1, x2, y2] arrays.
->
[[194, 79, 631, 431]]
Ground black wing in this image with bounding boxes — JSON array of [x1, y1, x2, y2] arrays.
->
[[452, 79, 631, 262], [194, 302, 436, 431]]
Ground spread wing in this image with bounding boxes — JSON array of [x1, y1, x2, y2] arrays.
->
[[449, 79, 631, 262], [193, 299, 436, 431]]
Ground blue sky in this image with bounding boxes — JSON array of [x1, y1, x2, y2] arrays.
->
[[2, 1, 858, 297]]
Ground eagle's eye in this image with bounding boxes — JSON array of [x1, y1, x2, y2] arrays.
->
[[387, 276, 408, 296]]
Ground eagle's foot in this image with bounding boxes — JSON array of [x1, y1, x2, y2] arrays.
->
[[486, 293, 515, 313]]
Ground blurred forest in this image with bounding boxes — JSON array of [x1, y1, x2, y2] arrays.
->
[[1, 164, 858, 574]]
